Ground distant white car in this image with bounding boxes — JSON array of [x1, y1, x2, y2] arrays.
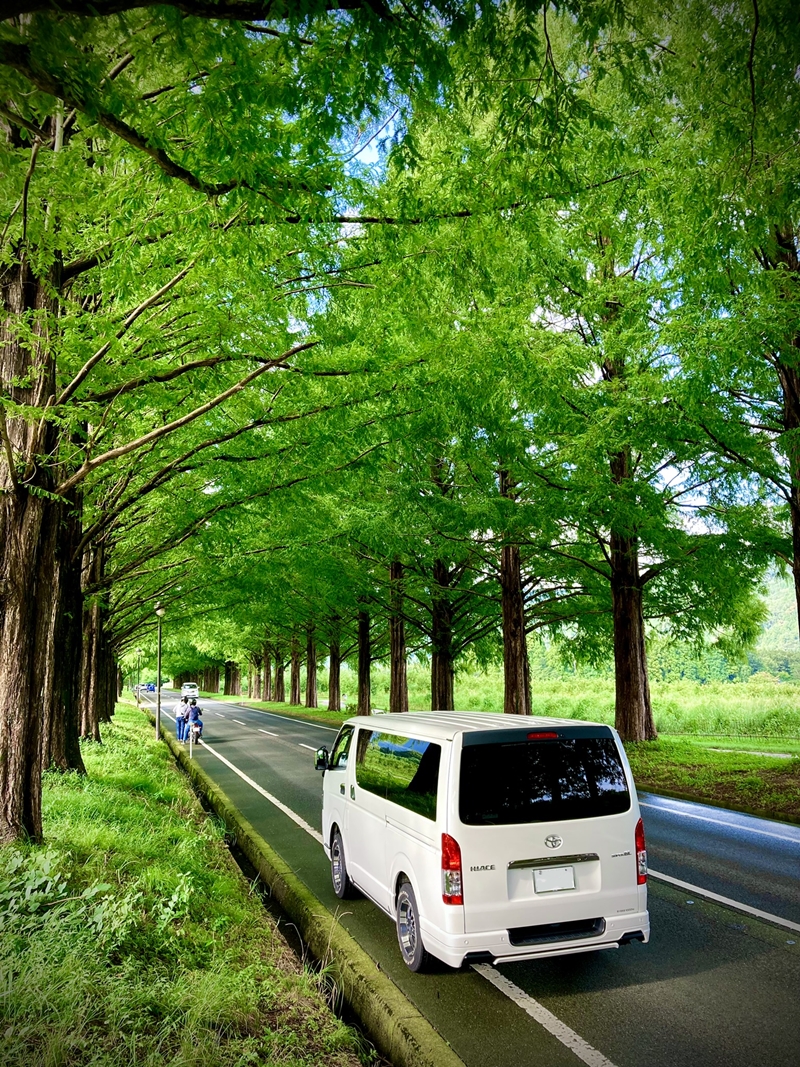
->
[[181, 682, 199, 698]]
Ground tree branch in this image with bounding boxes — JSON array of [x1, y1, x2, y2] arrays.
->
[[55, 339, 319, 494], [57, 261, 196, 405]]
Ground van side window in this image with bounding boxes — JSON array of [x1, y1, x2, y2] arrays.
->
[[329, 725, 354, 770], [355, 731, 441, 821]]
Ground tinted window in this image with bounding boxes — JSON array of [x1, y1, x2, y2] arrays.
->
[[460, 737, 630, 825], [355, 731, 441, 821], [329, 725, 354, 770]]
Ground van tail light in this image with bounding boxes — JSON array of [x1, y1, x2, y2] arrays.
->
[[635, 817, 647, 885], [441, 833, 463, 905]]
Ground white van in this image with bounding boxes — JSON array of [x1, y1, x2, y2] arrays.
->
[[315, 711, 649, 971]]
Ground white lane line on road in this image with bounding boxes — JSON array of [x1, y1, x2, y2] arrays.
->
[[197, 740, 324, 846], [245, 709, 338, 733], [232, 719, 247, 726], [639, 800, 800, 845], [473, 965, 620, 1067], [649, 869, 800, 933], [298, 743, 317, 751], [258, 730, 278, 736]]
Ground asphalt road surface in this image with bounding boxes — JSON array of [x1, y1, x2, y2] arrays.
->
[[147, 692, 800, 1067]]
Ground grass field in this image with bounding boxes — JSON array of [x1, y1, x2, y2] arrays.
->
[[0, 704, 370, 1067], [236, 663, 800, 738], [236, 667, 800, 823]]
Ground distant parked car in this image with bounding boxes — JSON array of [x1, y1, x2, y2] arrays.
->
[[145, 682, 156, 692], [181, 682, 199, 698]]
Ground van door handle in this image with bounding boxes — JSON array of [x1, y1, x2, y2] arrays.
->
[[350, 785, 355, 800], [340, 784, 345, 795]]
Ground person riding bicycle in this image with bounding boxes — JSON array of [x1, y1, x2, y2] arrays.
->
[[186, 698, 203, 740]]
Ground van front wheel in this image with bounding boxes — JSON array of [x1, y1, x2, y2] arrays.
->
[[396, 881, 428, 972], [331, 829, 355, 899]]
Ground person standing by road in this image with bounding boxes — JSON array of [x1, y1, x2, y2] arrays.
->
[[173, 695, 189, 741]]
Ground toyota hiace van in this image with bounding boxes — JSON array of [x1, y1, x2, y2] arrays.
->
[[315, 711, 649, 971]]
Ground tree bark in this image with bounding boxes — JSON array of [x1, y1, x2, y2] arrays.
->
[[250, 654, 263, 700], [41, 502, 85, 772], [274, 644, 286, 702], [430, 559, 455, 711], [389, 560, 409, 713], [0, 258, 62, 841], [609, 524, 657, 741], [356, 609, 371, 715], [224, 660, 240, 696], [500, 542, 531, 715], [327, 629, 341, 712], [263, 643, 273, 701], [777, 358, 800, 639], [289, 634, 301, 705], [304, 623, 317, 708]]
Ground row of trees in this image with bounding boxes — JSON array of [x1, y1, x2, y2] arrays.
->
[[2, 0, 799, 842]]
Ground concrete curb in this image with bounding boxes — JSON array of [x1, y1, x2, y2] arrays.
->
[[151, 714, 465, 1067]]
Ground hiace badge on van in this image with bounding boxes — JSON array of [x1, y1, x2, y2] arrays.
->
[[315, 711, 649, 972]]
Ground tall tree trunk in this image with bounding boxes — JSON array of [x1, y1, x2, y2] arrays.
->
[[305, 623, 317, 708], [263, 644, 273, 701], [356, 609, 371, 715], [777, 358, 800, 640], [500, 542, 531, 715], [41, 502, 85, 772], [609, 527, 657, 741], [274, 645, 286, 702], [79, 546, 104, 743], [431, 559, 455, 711], [328, 618, 341, 708], [389, 560, 409, 713], [250, 655, 263, 701], [289, 634, 301, 705], [224, 660, 240, 696], [499, 469, 531, 715]]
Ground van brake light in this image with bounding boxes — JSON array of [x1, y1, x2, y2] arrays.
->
[[635, 817, 647, 885], [527, 731, 559, 740], [441, 833, 463, 905]]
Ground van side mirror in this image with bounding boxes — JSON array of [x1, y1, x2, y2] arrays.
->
[[315, 746, 329, 771]]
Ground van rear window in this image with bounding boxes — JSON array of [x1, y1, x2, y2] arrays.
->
[[355, 731, 441, 821], [460, 735, 630, 825]]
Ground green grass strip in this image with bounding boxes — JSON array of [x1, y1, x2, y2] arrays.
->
[[0, 705, 374, 1067]]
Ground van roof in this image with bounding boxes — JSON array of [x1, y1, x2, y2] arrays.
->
[[343, 710, 612, 742]]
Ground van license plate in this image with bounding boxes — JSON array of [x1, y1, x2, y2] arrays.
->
[[533, 866, 575, 893]]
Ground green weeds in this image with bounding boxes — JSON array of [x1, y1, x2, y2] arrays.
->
[[625, 737, 800, 821], [0, 705, 368, 1067]]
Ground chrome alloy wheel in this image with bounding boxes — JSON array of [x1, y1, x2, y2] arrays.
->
[[331, 835, 345, 895], [397, 892, 418, 961]]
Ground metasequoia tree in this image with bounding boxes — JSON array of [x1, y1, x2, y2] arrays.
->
[[1, 0, 498, 842]]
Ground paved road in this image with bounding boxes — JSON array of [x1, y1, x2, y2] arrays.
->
[[147, 692, 800, 1067]]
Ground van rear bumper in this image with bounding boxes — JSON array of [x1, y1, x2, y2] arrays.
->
[[422, 910, 650, 969]]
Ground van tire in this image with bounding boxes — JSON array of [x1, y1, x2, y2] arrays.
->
[[396, 881, 428, 972], [331, 829, 356, 899]]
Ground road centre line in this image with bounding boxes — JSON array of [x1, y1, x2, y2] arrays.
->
[[638, 800, 800, 845], [259, 729, 278, 736], [241, 708, 338, 732], [472, 964, 619, 1067], [648, 869, 800, 934], [298, 743, 317, 751], [232, 719, 247, 725], [195, 738, 324, 845]]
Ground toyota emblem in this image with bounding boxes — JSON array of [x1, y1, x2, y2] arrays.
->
[[544, 834, 563, 850]]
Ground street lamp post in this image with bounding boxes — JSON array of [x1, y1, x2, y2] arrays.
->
[[136, 648, 142, 707], [155, 604, 165, 740]]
